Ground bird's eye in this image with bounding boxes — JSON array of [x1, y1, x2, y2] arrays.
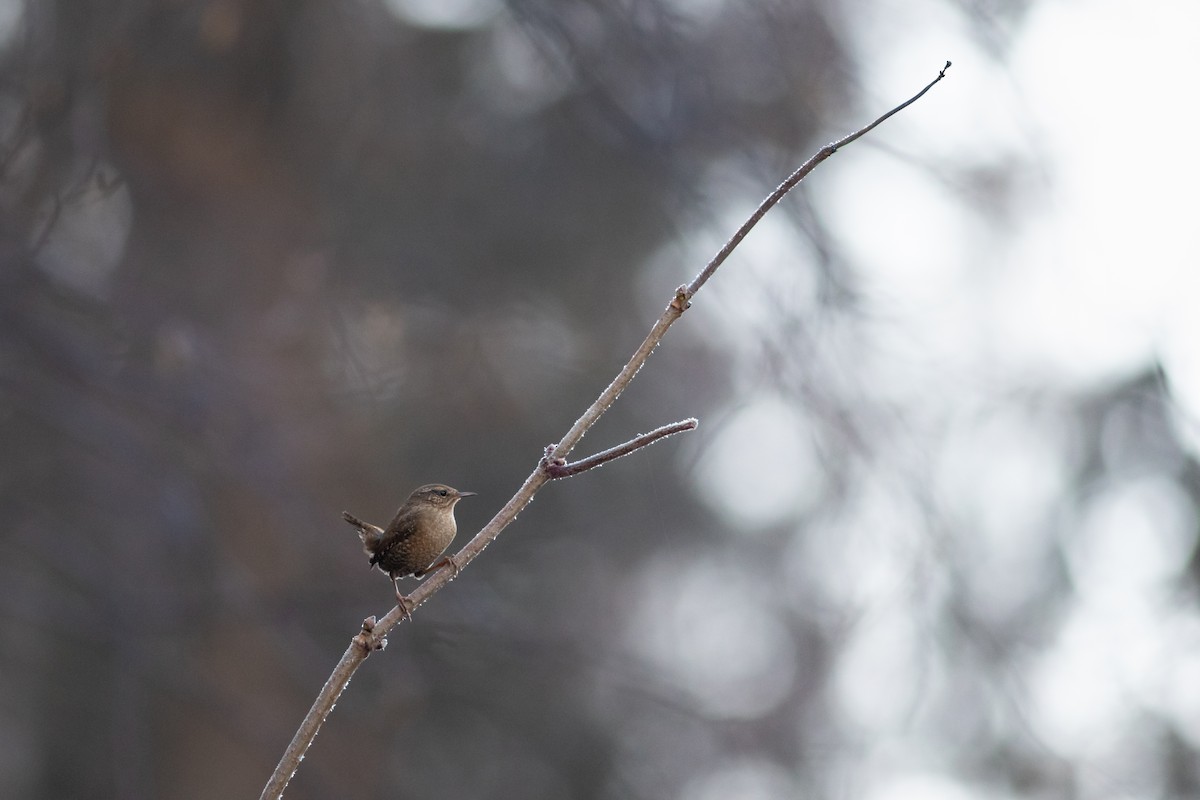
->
[[438, 489, 448, 496]]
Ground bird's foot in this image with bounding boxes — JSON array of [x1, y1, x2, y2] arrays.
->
[[391, 578, 414, 621], [394, 592, 414, 622], [414, 554, 461, 580]]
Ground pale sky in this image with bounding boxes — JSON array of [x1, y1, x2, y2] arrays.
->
[[686, 1, 1200, 797]]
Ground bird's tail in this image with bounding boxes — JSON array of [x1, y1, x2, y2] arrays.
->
[[342, 511, 385, 558]]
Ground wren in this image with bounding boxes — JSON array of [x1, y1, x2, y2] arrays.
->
[[342, 484, 476, 614]]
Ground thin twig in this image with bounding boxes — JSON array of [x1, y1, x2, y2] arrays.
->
[[542, 418, 699, 478], [686, 60, 952, 300], [260, 62, 950, 800]]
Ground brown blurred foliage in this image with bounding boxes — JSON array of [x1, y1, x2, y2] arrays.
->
[[0, 2, 850, 797]]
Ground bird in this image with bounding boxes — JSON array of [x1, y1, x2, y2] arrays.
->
[[342, 484, 476, 615]]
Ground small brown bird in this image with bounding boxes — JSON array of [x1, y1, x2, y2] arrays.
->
[[342, 484, 476, 612]]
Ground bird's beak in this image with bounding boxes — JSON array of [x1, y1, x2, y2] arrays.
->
[[458, 491, 478, 497]]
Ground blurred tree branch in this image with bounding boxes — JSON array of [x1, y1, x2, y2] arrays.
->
[[260, 62, 952, 800]]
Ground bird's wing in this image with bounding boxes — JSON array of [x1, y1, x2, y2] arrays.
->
[[384, 508, 421, 542]]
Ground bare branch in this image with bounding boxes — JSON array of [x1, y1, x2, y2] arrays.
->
[[542, 418, 699, 479], [260, 62, 950, 800], [543, 64, 952, 467], [259, 618, 385, 800]]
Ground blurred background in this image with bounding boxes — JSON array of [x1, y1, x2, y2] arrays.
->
[[3, 0, 1199, 798]]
